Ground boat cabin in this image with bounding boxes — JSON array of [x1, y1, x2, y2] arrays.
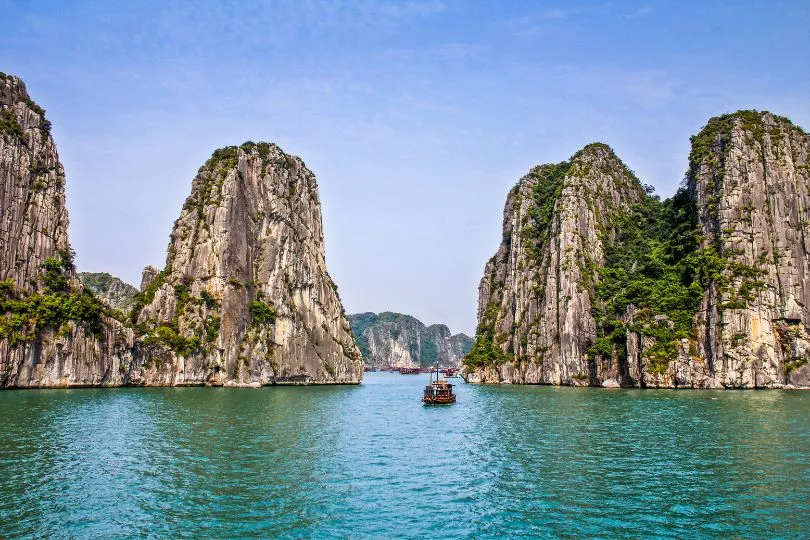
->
[[423, 379, 456, 405]]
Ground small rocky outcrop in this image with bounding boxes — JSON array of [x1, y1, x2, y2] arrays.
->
[[463, 113, 810, 389], [79, 272, 139, 315], [349, 312, 473, 369]]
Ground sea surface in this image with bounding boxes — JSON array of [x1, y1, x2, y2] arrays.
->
[[1, 373, 808, 539]]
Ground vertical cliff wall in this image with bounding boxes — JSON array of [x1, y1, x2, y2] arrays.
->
[[132, 143, 363, 385], [349, 311, 473, 369], [0, 74, 70, 291], [464, 113, 810, 388], [0, 74, 143, 388], [684, 112, 810, 387], [463, 144, 646, 384]]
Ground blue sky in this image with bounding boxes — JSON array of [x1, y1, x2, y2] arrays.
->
[[2, 0, 808, 335]]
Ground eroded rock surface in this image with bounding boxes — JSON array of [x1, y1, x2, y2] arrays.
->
[[132, 142, 363, 385], [463, 144, 645, 384], [0, 74, 142, 388]]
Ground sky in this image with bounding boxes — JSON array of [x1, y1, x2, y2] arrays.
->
[[1, 0, 809, 335]]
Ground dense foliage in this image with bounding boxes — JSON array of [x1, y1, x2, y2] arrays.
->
[[589, 187, 704, 372], [249, 300, 277, 325], [0, 256, 106, 344], [463, 302, 508, 367], [348, 312, 378, 360], [0, 108, 25, 142]]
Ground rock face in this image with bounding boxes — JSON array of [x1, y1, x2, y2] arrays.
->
[[131, 142, 363, 385], [0, 73, 141, 388], [464, 114, 810, 388], [463, 144, 645, 384], [686, 112, 810, 388], [349, 312, 473, 369], [79, 272, 139, 315], [0, 73, 361, 387], [0, 74, 70, 291]]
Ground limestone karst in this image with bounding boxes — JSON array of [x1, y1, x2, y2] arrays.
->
[[79, 272, 139, 315], [463, 113, 810, 388], [132, 142, 363, 385], [0, 73, 361, 387]]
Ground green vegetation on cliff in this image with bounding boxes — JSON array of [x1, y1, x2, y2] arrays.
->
[[588, 186, 703, 372], [79, 272, 139, 314], [0, 256, 106, 344], [590, 111, 796, 372], [519, 162, 568, 262], [348, 312, 377, 359], [465, 160, 572, 368], [466, 113, 795, 374], [250, 300, 277, 324]]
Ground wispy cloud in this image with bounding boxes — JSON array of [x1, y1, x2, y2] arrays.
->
[[628, 5, 654, 19], [377, 42, 488, 61], [525, 64, 681, 109], [504, 3, 652, 37]]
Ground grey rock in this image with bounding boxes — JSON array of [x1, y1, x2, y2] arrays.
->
[[462, 144, 644, 385], [132, 142, 363, 385], [0, 73, 141, 388]]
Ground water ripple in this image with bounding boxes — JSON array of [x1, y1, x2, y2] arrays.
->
[[0, 377, 808, 538]]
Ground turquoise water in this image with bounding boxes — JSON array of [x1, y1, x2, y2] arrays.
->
[[1, 373, 808, 539]]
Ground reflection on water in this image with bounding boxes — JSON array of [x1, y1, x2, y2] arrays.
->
[[1, 376, 808, 538]]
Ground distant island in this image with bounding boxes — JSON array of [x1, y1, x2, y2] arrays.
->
[[349, 312, 472, 370]]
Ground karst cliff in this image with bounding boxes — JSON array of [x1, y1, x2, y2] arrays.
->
[[463, 112, 810, 388], [0, 73, 361, 387], [131, 142, 363, 385], [349, 312, 473, 370]]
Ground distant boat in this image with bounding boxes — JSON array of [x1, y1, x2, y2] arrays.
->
[[399, 367, 421, 375], [423, 362, 456, 405], [441, 368, 459, 378]]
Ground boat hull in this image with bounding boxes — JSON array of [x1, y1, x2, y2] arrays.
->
[[422, 395, 456, 405]]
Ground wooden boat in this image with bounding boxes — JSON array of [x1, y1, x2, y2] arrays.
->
[[399, 367, 421, 375], [442, 368, 459, 378], [423, 362, 456, 405]]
